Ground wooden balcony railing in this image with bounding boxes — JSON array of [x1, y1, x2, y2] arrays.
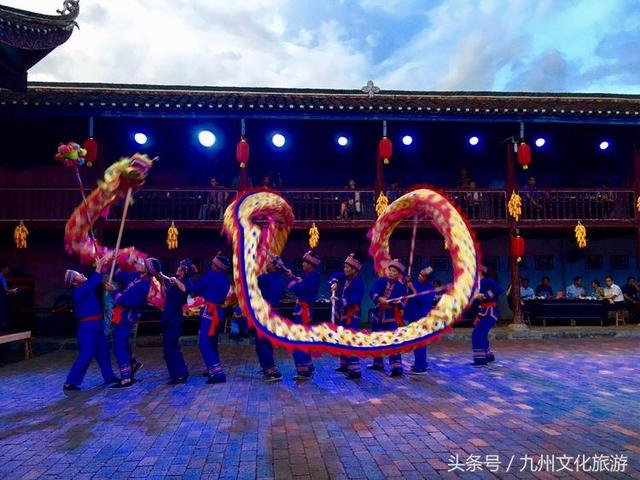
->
[[0, 188, 636, 226]]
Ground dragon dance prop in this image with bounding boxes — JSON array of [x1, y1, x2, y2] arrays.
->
[[64, 154, 165, 309], [223, 188, 479, 358]]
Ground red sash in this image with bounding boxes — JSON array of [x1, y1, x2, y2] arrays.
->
[[480, 302, 497, 309], [112, 305, 123, 325], [80, 314, 102, 322], [296, 300, 312, 325], [205, 302, 221, 336], [345, 305, 360, 326]]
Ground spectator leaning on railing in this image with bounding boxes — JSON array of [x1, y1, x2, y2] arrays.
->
[[198, 178, 228, 221]]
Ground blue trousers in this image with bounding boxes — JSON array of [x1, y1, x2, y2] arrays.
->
[[199, 315, 224, 377], [66, 320, 117, 386], [255, 332, 279, 374], [291, 306, 313, 374], [162, 320, 188, 380], [113, 320, 135, 381], [338, 315, 361, 373], [372, 319, 402, 370], [413, 346, 428, 371], [472, 307, 497, 363]]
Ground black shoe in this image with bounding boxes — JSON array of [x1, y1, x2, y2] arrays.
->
[[487, 354, 496, 363], [63, 383, 80, 391], [347, 371, 362, 380], [293, 373, 312, 381], [202, 371, 209, 377], [167, 375, 188, 385], [206, 374, 226, 384], [471, 360, 488, 367], [103, 377, 121, 386], [390, 368, 403, 378], [366, 364, 384, 371], [335, 366, 348, 373], [263, 371, 283, 382], [408, 366, 428, 375], [131, 361, 143, 375], [109, 380, 134, 389]]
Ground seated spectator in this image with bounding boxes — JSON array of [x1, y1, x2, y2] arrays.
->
[[230, 306, 249, 341], [604, 275, 625, 307], [340, 179, 361, 220], [591, 279, 604, 299], [258, 176, 272, 188], [535, 276, 553, 299], [520, 277, 535, 300], [622, 276, 639, 322], [595, 183, 615, 218], [198, 177, 228, 220], [231, 175, 253, 189], [566, 276, 586, 298], [489, 173, 505, 189]]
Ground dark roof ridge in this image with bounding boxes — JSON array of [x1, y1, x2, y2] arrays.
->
[[26, 81, 640, 100]]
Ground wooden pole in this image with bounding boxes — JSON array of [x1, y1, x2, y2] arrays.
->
[[107, 188, 133, 285], [633, 142, 640, 271], [407, 216, 418, 278], [506, 142, 524, 327]]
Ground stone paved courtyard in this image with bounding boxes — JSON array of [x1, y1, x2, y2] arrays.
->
[[0, 337, 638, 479]]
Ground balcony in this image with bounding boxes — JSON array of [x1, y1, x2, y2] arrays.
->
[[0, 187, 636, 229]]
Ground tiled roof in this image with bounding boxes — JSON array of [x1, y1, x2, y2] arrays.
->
[[1, 82, 640, 122], [0, 3, 78, 50]]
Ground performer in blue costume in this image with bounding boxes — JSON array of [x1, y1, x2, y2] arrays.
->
[[471, 267, 503, 366], [286, 250, 321, 380], [63, 255, 119, 391], [329, 252, 366, 380], [109, 257, 162, 388], [189, 254, 231, 384], [369, 259, 408, 377], [255, 259, 285, 382], [160, 258, 195, 385], [404, 266, 435, 375]]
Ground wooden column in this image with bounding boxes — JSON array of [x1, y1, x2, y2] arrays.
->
[[506, 142, 524, 326], [633, 142, 640, 271], [374, 154, 384, 197]]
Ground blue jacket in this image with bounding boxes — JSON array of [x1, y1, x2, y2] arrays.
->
[[189, 270, 230, 304], [73, 271, 103, 320], [258, 271, 285, 307], [116, 277, 151, 310], [114, 270, 140, 291], [160, 281, 187, 324], [404, 280, 435, 323], [329, 272, 365, 310], [290, 271, 320, 305], [479, 277, 503, 302], [370, 277, 407, 321]]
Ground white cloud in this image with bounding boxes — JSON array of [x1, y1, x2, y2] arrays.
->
[[3, 0, 639, 93]]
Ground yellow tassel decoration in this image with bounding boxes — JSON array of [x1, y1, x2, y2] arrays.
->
[[507, 191, 522, 222], [575, 221, 587, 249], [14, 221, 28, 249], [167, 221, 179, 250], [636, 195, 640, 213], [309, 222, 320, 248], [375, 192, 389, 217]]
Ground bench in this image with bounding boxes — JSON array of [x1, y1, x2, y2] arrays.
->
[[0, 331, 33, 360]]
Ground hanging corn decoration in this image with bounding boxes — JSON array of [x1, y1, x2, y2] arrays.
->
[[375, 192, 389, 217], [507, 191, 522, 222], [444, 238, 449, 251], [167, 221, 179, 250], [575, 221, 587, 249], [14, 221, 28, 249], [308, 222, 320, 248], [636, 195, 640, 212]]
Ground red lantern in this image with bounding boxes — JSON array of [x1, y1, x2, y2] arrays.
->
[[378, 136, 392, 165], [83, 137, 98, 167], [511, 234, 525, 260], [236, 138, 249, 168], [517, 141, 531, 170]]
